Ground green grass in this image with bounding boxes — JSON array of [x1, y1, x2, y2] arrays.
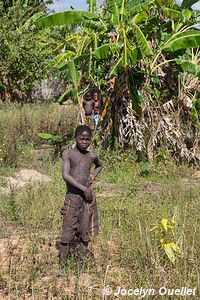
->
[[0, 102, 77, 167], [0, 104, 199, 299], [0, 155, 200, 299]]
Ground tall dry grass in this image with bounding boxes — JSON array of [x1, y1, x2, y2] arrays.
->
[[0, 102, 77, 166]]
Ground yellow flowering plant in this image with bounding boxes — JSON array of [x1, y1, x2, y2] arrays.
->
[[150, 218, 181, 264]]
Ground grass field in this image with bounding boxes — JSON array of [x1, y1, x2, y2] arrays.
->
[[0, 104, 200, 299]]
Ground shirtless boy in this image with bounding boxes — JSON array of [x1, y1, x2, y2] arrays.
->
[[82, 91, 94, 128], [59, 125, 103, 273], [93, 90, 102, 129]]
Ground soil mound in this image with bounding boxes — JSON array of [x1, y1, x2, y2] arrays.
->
[[1, 169, 52, 194]]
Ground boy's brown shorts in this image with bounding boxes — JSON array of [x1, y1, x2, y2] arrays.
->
[[60, 193, 99, 244]]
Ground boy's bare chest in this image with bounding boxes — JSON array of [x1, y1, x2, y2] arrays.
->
[[70, 153, 93, 169]]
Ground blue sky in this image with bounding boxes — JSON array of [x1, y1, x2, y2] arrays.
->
[[48, 0, 200, 12], [48, 0, 104, 12]]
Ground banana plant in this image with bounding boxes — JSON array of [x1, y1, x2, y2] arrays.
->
[[35, 0, 200, 128]]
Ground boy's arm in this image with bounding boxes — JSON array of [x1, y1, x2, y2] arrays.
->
[[62, 150, 87, 192], [90, 154, 103, 183]]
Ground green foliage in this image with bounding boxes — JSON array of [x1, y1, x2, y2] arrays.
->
[[108, 0, 120, 26], [58, 88, 78, 104], [36, 132, 64, 159], [92, 43, 121, 60], [0, 0, 56, 101], [110, 57, 123, 76], [133, 23, 153, 57], [161, 30, 200, 52], [35, 0, 200, 156], [181, 0, 199, 8], [150, 218, 181, 264], [63, 60, 80, 89], [36, 132, 62, 143], [129, 1, 148, 15], [175, 59, 200, 78], [162, 7, 182, 19], [191, 102, 200, 129], [139, 161, 152, 177], [86, 0, 97, 13], [36, 10, 98, 28]]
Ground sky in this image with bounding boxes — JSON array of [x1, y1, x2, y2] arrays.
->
[[48, 0, 103, 12], [48, 0, 200, 12]]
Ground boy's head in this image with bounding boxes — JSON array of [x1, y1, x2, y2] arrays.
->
[[93, 90, 98, 101], [75, 125, 92, 151], [83, 90, 91, 101]]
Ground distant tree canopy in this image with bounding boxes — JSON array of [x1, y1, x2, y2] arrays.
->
[[0, 0, 52, 12], [0, 0, 57, 102]]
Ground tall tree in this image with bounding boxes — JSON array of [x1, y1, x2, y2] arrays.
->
[[0, 0, 56, 101]]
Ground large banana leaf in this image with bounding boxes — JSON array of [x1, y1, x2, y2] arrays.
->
[[128, 71, 143, 116], [161, 30, 200, 52], [192, 10, 200, 23], [81, 19, 106, 31], [175, 59, 200, 78], [92, 43, 121, 60], [110, 56, 123, 76], [133, 24, 153, 57], [132, 11, 148, 24], [36, 10, 98, 28], [162, 7, 182, 19], [60, 60, 80, 88], [182, 8, 192, 21], [129, 1, 148, 16], [37, 133, 62, 143], [155, 0, 173, 7], [74, 54, 90, 65], [58, 88, 78, 104], [54, 52, 76, 68], [191, 107, 200, 128], [181, 0, 199, 8], [109, 0, 120, 26], [120, 0, 126, 16], [129, 46, 141, 64], [23, 11, 45, 29]]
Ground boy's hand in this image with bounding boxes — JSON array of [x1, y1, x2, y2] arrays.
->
[[84, 188, 93, 203], [89, 175, 95, 185]]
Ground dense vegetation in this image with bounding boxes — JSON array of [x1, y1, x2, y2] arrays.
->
[[35, 0, 200, 162], [1, 0, 200, 161], [0, 1, 200, 299], [0, 0, 58, 101]]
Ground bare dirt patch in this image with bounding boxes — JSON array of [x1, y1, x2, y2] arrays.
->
[[139, 182, 163, 196], [0, 169, 52, 194], [96, 182, 124, 198], [191, 171, 200, 179], [139, 175, 200, 197]]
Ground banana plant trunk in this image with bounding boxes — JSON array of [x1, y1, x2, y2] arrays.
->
[[111, 68, 129, 145]]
